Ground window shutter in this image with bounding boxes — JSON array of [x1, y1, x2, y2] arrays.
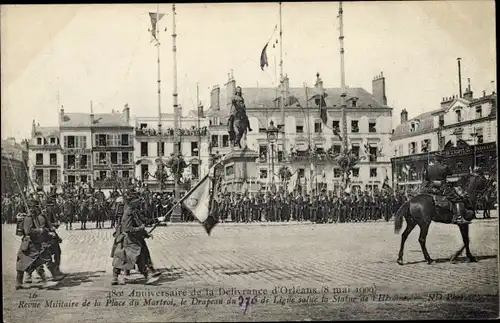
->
[[94, 152, 99, 165], [75, 154, 80, 169], [63, 155, 68, 169], [94, 134, 98, 147], [64, 136, 68, 149]]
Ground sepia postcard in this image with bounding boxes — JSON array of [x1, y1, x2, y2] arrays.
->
[[1, 2, 498, 322]]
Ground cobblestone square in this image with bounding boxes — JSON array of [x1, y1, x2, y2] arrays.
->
[[2, 218, 498, 322]]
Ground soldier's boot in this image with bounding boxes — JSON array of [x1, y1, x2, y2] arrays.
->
[[38, 268, 59, 288], [144, 268, 160, 285], [111, 268, 121, 285], [25, 272, 33, 284], [452, 203, 471, 224], [47, 263, 65, 281], [15, 270, 25, 290]]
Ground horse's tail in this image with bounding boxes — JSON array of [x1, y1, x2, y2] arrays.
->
[[394, 201, 410, 234]]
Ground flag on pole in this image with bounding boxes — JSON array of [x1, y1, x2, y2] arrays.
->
[[260, 43, 269, 70], [149, 12, 165, 42]]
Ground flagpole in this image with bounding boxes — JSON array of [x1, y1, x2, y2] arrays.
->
[[156, 4, 164, 191], [338, 1, 348, 190], [171, 3, 182, 220], [278, 2, 286, 161]]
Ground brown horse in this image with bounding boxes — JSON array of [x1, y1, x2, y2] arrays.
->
[[228, 112, 248, 149], [394, 173, 488, 265]]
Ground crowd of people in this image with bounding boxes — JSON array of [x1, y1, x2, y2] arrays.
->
[[135, 125, 209, 137]]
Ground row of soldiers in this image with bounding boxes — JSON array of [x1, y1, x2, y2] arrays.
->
[[212, 189, 408, 223]]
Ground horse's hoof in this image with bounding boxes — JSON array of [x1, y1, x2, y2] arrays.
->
[[397, 259, 404, 266], [427, 260, 436, 265], [468, 257, 478, 263]]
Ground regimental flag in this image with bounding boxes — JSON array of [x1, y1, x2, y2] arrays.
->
[[260, 43, 269, 70], [149, 12, 165, 43]]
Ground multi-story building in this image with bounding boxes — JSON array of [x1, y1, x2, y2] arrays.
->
[[28, 121, 62, 191], [134, 107, 210, 192], [391, 84, 497, 190], [1, 137, 29, 195], [58, 105, 134, 190], [205, 72, 393, 193]]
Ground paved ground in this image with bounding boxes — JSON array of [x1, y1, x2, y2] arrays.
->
[[2, 215, 498, 322]]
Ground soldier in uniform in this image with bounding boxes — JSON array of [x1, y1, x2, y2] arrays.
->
[[110, 191, 160, 285], [63, 194, 75, 230], [423, 152, 469, 224], [80, 196, 90, 230]]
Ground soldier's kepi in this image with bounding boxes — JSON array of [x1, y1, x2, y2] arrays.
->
[[228, 86, 252, 135], [424, 152, 469, 224]]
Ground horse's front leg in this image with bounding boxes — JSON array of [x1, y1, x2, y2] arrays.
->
[[459, 223, 477, 262]]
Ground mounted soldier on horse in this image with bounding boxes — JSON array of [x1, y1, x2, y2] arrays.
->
[[394, 151, 491, 265], [227, 86, 252, 148]]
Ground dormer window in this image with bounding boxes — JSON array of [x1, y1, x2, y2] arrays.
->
[[456, 110, 462, 122], [410, 123, 416, 132], [37, 137, 42, 145], [475, 106, 482, 118], [409, 142, 416, 154], [213, 117, 219, 125], [438, 115, 445, 127], [50, 137, 56, 144]]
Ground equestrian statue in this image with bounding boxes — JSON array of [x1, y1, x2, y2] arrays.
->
[[227, 86, 252, 149], [394, 151, 490, 265]]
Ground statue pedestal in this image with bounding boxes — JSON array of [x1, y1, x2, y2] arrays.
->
[[220, 147, 259, 193]]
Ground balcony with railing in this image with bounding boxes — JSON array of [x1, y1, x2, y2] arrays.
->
[[135, 126, 209, 137]]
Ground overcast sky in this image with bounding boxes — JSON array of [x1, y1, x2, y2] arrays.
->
[[1, 1, 496, 140]]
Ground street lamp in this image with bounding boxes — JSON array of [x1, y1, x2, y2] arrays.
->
[[470, 128, 477, 170], [267, 120, 279, 191]]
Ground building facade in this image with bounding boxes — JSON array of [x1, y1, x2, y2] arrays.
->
[[28, 122, 62, 191], [205, 72, 393, 193], [133, 108, 210, 193], [1, 137, 29, 195], [391, 85, 497, 190]]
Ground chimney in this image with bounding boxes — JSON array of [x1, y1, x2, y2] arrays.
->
[[463, 78, 473, 100], [31, 120, 36, 137], [59, 106, 65, 123], [225, 72, 236, 109], [90, 101, 95, 124], [210, 85, 221, 111], [400, 109, 408, 123], [198, 103, 204, 118], [123, 103, 130, 124], [457, 58, 463, 98], [372, 72, 387, 105]]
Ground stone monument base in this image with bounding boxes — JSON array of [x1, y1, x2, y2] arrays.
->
[[220, 147, 259, 193]]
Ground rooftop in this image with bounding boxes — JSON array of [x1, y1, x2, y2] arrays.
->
[[33, 126, 60, 139], [60, 112, 131, 128]]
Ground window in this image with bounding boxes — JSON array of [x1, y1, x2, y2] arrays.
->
[[36, 153, 43, 165], [314, 122, 322, 133], [141, 142, 148, 157], [277, 147, 284, 162], [36, 169, 44, 184], [475, 106, 482, 119], [439, 115, 445, 127], [99, 152, 107, 164], [111, 152, 118, 165], [50, 153, 57, 166], [140, 123, 147, 129], [351, 120, 359, 133], [141, 165, 149, 180], [222, 135, 230, 147], [99, 171, 107, 180], [122, 152, 130, 165], [225, 165, 234, 176], [67, 136, 75, 148], [211, 135, 219, 147], [80, 175, 87, 183], [298, 168, 305, 178], [370, 168, 378, 178], [68, 175, 76, 184], [369, 121, 376, 133], [37, 138, 42, 145], [456, 110, 462, 122], [191, 142, 198, 156], [332, 120, 340, 130], [421, 139, 430, 153], [259, 126, 267, 133], [333, 145, 341, 154], [122, 171, 130, 179], [439, 136, 445, 150], [96, 134, 107, 147], [409, 142, 416, 154], [80, 155, 88, 169], [351, 99, 357, 108], [259, 145, 268, 162], [191, 164, 199, 179], [50, 137, 56, 144], [121, 134, 129, 146], [67, 155, 76, 169], [157, 142, 165, 156], [333, 169, 341, 178], [260, 169, 268, 179], [277, 124, 284, 133], [369, 146, 378, 162], [352, 168, 359, 177], [296, 125, 304, 133], [476, 128, 484, 144], [351, 145, 360, 158], [49, 170, 57, 184]]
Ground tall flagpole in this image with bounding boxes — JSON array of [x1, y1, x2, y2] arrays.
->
[[279, 2, 286, 165], [339, 1, 348, 189], [156, 4, 164, 191], [172, 3, 182, 220]]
